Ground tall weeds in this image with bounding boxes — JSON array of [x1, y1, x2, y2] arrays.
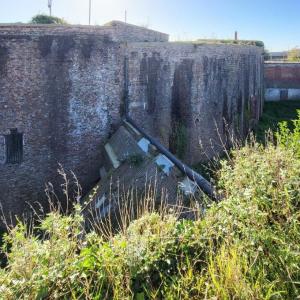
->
[[0, 113, 299, 299]]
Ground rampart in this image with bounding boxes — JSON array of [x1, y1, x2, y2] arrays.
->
[[126, 42, 264, 163], [0, 21, 263, 224], [0, 20, 168, 42]]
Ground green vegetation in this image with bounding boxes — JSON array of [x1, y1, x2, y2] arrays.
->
[[287, 47, 300, 62], [0, 112, 300, 299], [255, 100, 300, 142], [127, 154, 144, 167], [193, 39, 264, 47], [170, 122, 188, 159], [30, 14, 68, 25]]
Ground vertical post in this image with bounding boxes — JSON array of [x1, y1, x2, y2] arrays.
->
[[48, 0, 52, 16], [125, 10, 127, 23], [124, 57, 129, 116], [88, 0, 91, 25]]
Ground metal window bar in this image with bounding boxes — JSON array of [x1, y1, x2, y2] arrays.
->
[[5, 129, 23, 164]]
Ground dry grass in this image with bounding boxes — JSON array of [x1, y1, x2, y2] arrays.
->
[[0, 113, 299, 299]]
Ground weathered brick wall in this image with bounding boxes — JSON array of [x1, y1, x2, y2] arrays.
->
[[265, 62, 300, 101], [0, 21, 168, 43], [126, 43, 264, 163], [0, 29, 124, 222], [0, 22, 263, 224], [265, 62, 300, 89], [104, 21, 169, 42]]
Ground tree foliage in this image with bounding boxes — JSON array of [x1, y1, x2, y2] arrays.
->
[[30, 14, 68, 25], [287, 47, 300, 62]]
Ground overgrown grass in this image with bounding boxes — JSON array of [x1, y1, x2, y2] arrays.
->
[[174, 39, 264, 47], [0, 113, 299, 299], [255, 100, 300, 142]]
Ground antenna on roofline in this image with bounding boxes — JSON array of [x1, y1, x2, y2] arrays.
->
[[235, 31, 238, 41], [48, 0, 52, 16], [89, 0, 92, 25]]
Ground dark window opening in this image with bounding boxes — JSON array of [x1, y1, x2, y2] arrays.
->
[[5, 128, 23, 164], [280, 89, 288, 101]]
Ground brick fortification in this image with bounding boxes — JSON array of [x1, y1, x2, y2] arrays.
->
[[0, 21, 263, 223], [126, 43, 264, 163]]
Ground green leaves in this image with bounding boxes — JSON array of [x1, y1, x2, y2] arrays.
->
[[276, 110, 300, 157], [30, 14, 68, 25], [1, 114, 300, 299]]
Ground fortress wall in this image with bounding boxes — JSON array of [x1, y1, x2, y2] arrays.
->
[[0, 21, 168, 42], [0, 31, 123, 219], [126, 43, 264, 163], [0, 25, 113, 36], [105, 21, 169, 42], [265, 62, 300, 101], [0, 22, 264, 223]]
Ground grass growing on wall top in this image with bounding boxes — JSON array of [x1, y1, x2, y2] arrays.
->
[[173, 39, 264, 47], [0, 113, 300, 299], [196, 39, 264, 47]]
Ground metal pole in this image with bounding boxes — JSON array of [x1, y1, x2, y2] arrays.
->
[[89, 0, 91, 25], [48, 0, 52, 16]]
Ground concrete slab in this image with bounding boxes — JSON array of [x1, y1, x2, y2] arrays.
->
[[104, 143, 120, 169], [108, 126, 144, 162]]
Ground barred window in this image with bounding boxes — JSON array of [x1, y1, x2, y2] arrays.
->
[[5, 129, 23, 164]]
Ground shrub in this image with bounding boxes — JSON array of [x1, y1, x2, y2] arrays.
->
[[0, 114, 300, 299], [30, 14, 68, 25]]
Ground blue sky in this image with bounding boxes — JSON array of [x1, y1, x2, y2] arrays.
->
[[0, 0, 299, 51]]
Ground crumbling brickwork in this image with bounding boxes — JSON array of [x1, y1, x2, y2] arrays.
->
[[0, 21, 263, 224], [0, 24, 125, 221], [126, 43, 264, 163]]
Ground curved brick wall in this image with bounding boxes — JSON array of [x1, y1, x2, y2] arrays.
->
[[0, 23, 263, 225], [126, 43, 264, 163]]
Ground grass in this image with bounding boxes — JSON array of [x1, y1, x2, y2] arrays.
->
[[195, 100, 300, 181], [174, 39, 264, 47], [0, 107, 299, 299], [255, 100, 300, 142], [195, 39, 264, 47]]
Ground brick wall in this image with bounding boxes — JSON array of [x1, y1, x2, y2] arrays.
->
[[0, 23, 263, 225], [265, 62, 300, 89], [0, 29, 124, 222], [126, 42, 264, 164], [0, 21, 168, 42], [265, 62, 300, 101], [104, 21, 169, 42]]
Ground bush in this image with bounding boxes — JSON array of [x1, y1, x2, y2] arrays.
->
[[30, 14, 68, 25], [0, 114, 300, 299], [287, 48, 300, 62]]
